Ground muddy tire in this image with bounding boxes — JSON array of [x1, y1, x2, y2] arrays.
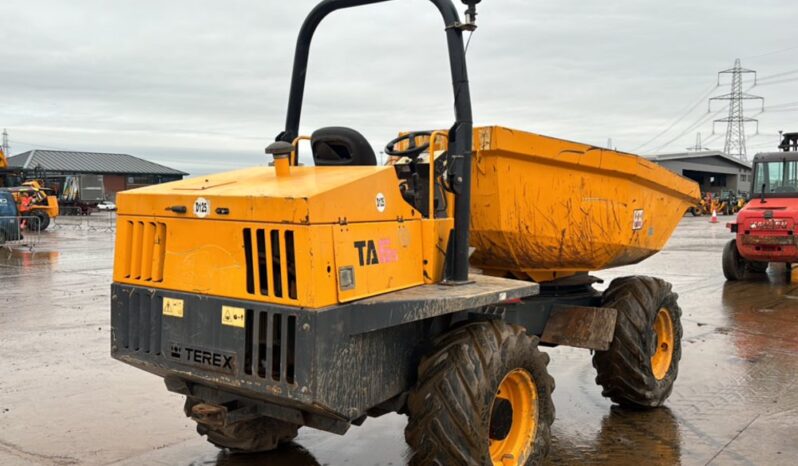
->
[[722, 239, 746, 281], [689, 207, 702, 216], [185, 399, 298, 453], [405, 320, 555, 466], [592, 276, 682, 408]]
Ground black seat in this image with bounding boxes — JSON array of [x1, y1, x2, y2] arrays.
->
[[311, 127, 377, 166]]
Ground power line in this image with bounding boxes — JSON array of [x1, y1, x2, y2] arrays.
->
[[8, 139, 74, 152], [756, 77, 798, 87], [757, 68, 798, 81], [631, 81, 718, 153], [650, 104, 728, 154], [742, 45, 798, 60]]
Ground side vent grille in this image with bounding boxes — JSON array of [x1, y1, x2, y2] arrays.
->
[[118, 291, 162, 355], [123, 221, 167, 282], [243, 310, 297, 384], [243, 228, 298, 301]]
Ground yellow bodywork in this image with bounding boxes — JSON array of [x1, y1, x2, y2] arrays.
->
[[113, 126, 699, 308], [470, 127, 699, 282], [0, 149, 7, 170], [114, 166, 451, 309]]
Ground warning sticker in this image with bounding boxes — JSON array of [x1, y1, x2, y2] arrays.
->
[[633, 209, 644, 231], [163, 298, 184, 318], [221, 306, 246, 328]]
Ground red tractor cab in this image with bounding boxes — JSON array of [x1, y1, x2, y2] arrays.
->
[[724, 132, 798, 280]]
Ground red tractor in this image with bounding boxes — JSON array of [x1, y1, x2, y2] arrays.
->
[[724, 132, 798, 280]]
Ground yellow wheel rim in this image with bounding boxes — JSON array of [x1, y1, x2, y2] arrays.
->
[[651, 308, 674, 380], [489, 369, 538, 466]]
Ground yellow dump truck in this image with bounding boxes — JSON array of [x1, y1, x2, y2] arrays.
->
[[110, 1, 699, 465]]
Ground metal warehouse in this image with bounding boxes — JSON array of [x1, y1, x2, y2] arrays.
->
[[6, 150, 187, 200], [650, 150, 752, 195]]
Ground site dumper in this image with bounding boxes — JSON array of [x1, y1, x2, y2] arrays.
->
[[110, 1, 700, 464]]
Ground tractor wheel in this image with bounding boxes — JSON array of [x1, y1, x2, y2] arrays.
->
[[185, 398, 299, 453], [30, 211, 50, 231], [722, 239, 746, 281], [406, 321, 555, 466], [689, 207, 702, 217], [592, 276, 683, 408]]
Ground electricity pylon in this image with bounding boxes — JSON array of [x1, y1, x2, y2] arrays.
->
[[709, 59, 764, 162]]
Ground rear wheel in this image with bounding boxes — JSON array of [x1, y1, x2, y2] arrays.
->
[[592, 276, 683, 408], [406, 321, 555, 466], [722, 239, 746, 281], [185, 398, 299, 453], [689, 207, 702, 216]]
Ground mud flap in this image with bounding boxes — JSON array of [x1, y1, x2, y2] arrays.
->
[[540, 304, 617, 350]]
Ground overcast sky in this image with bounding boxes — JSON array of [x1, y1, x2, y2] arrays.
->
[[2, 0, 796, 176]]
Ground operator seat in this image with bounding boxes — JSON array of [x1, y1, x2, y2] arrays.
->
[[311, 127, 377, 166]]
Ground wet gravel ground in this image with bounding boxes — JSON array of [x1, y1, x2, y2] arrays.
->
[[1, 215, 796, 466]]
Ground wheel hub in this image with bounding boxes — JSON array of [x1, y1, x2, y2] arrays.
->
[[488, 369, 538, 465], [650, 308, 675, 380]]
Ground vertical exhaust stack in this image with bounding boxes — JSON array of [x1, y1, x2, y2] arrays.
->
[[265, 141, 294, 177]]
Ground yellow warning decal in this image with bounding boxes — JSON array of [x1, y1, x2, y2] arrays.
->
[[163, 298, 184, 318], [221, 306, 246, 328]]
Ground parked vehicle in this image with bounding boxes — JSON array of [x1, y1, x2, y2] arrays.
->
[[110, 1, 700, 465], [5, 181, 60, 231], [0, 190, 22, 245], [724, 132, 798, 281], [97, 201, 117, 211], [61, 174, 105, 214]]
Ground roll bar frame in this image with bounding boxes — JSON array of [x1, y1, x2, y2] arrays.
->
[[276, 0, 474, 283]]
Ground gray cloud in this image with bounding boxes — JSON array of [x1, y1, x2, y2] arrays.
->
[[2, 0, 795, 175]]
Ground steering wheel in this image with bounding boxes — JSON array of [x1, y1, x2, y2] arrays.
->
[[385, 131, 432, 159]]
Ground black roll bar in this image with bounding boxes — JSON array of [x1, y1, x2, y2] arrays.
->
[[277, 0, 474, 283]]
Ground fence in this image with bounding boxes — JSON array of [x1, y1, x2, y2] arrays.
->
[[0, 216, 42, 251], [49, 212, 116, 233]]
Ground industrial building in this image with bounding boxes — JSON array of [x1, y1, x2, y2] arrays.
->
[[6, 150, 187, 200], [649, 150, 752, 195]]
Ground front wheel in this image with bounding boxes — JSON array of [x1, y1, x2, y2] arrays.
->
[[593, 276, 683, 408], [30, 211, 50, 231], [722, 239, 746, 281], [406, 321, 555, 466]]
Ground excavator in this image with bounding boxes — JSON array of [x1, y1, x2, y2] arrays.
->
[[110, 1, 699, 464]]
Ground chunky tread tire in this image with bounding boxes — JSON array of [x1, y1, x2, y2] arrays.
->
[[405, 320, 555, 466], [722, 239, 746, 281], [592, 276, 683, 408], [184, 398, 299, 453]]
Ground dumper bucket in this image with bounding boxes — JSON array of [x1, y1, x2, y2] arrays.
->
[[470, 126, 700, 282]]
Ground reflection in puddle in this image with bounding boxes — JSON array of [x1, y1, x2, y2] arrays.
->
[[0, 248, 60, 269]]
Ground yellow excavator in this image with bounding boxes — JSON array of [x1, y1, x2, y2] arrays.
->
[[110, 1, 699, 465]]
